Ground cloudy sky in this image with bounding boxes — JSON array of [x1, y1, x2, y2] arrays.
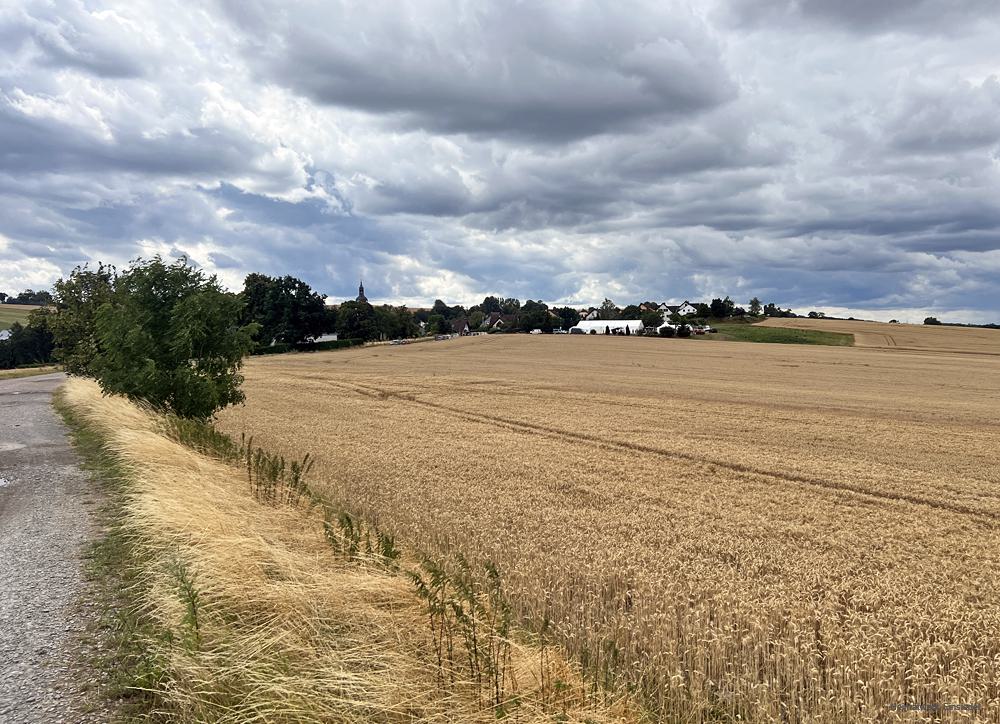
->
[[2, 0, 999, 322]]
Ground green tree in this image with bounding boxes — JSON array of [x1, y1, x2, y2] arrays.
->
[[710, 297, 736, 318], [90, 257, 256, 419], [336, 300, 378, 340], [0, 310, 55, 368], [517, 299, 550, 331], [373, 305, 419, 339], [49, 263, 116, 375], [480, 296, 502, 314], [749, 297, 762, 316], [425, 314, 450, 334], [240, 273, 331, 347], [598, 298, 620, 320], [924, 316, 941, 325], [469, 309, 485, 329], [552, 306, 581, 330], [9, 289, 54, 305], [641, 310, 664, 328], [621, 304, 643, 319], [499, 297, 521, 315]]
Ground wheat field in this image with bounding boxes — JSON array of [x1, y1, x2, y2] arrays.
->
[[61, 376, 627, 723], [217, 332, 1000, 721]]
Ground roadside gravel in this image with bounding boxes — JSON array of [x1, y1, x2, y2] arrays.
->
[[0, 373, 112, 723]]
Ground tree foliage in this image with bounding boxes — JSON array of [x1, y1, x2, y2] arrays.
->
[[0, 310, 55, 368], [3, 289, 54, 305], [710, 297, 737, 318], [48, 263, 116, 375], [240, 273, 332, 347], [552, 306, 581, 331], [80, 257, 257, 419], [517, 299, 550, 332], [641, 310, 664, 328], [598, 298, 620, 320], [336, 300, 378, 340]]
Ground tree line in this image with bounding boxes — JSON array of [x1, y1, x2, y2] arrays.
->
[[0, 256, 824, 420], [0, 289, 54, 305]]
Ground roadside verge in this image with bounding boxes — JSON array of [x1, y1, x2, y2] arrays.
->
[[56, 376, 636, 723]]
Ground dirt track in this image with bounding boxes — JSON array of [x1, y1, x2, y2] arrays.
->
[[0, 373, 106, 723]]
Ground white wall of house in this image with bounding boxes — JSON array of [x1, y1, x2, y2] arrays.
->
[[569, 320, 645, 335]]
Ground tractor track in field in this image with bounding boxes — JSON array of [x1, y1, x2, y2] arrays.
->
[[322, 378, 999, 525]]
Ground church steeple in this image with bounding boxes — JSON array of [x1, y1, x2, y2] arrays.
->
[[356, 279, 368, 304]]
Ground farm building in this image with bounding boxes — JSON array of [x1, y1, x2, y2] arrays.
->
[[569, 320, 645, 335]]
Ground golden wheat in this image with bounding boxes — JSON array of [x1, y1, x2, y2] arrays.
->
[[217, 333, 1000, 722], [61, 376, 630, 723]]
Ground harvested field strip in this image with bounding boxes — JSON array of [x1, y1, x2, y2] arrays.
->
[[759, 317, 1000, 355], [59, 377, 636, 723], [324, 378, 1000, 523]]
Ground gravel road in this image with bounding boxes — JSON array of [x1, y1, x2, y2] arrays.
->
[[0, 373, 109, 723]]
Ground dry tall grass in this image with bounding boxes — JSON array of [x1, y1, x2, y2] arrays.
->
[[61, 376, 630, 723], [218, 334, 1000, 722]]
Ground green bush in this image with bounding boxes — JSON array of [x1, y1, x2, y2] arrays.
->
[[676, 325, 692, 338], [90, 257, 257, 420], [252, 343, 293, 356], [658, 326, 676, 338]]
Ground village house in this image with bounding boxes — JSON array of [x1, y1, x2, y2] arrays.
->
[[659, 301, 698, 317], [484, 312, 517, 330]]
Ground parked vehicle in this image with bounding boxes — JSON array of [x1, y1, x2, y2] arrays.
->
[[529, 329, 543, 335]]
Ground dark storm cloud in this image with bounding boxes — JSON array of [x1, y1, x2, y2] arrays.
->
[[885, 78, 1000, 155], [727, 0, 1000, 33], [1, 0, 999, 323], [221, 0, 736, 141], [0, 105, 263, 176]]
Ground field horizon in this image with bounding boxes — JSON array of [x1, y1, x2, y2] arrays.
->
[[218, 332, 1000, 721], [0, 303, 40, 331]]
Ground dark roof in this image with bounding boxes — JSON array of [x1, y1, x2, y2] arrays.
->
[[486, 312, 516, 327], [451, 317, 470, 332]]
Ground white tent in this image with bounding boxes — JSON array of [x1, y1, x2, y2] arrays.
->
[[569, 320, 645, 335]]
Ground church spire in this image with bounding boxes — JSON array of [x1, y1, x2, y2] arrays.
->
[[356, 279, 368, 304]]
